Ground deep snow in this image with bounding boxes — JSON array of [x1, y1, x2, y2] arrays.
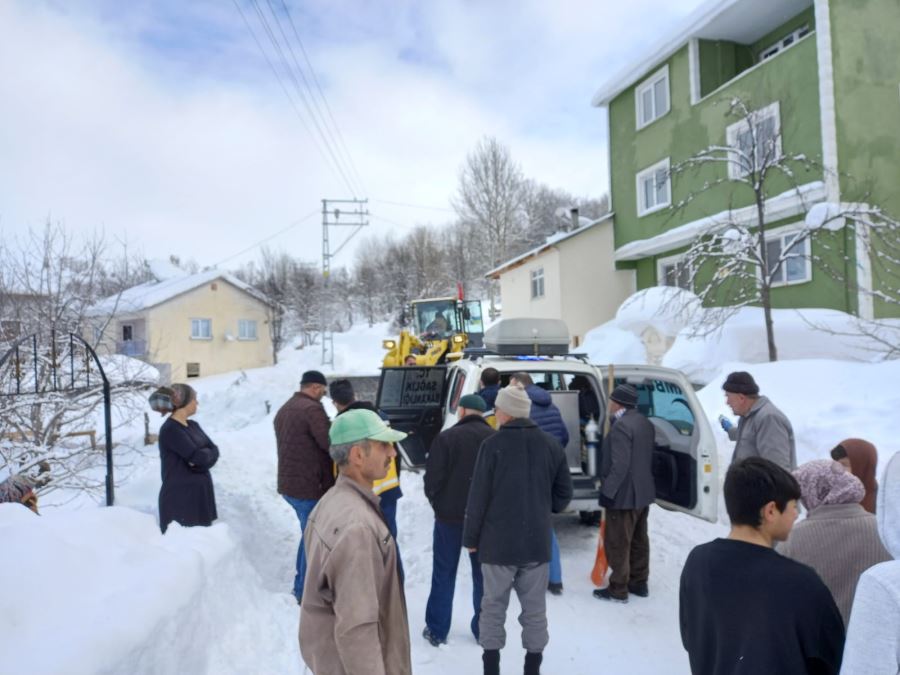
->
[[2, 316, 898, 674]]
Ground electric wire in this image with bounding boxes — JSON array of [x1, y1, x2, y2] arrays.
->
[[371, 198, 455, 214], [276, 0, 368, 195], [232, 0, 357, 198], [246, 0, 360, 198]]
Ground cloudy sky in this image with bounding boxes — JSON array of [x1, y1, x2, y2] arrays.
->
[[0, 0, 706, 270]]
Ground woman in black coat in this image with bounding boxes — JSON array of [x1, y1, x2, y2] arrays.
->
[[157, 383, 219, 533]]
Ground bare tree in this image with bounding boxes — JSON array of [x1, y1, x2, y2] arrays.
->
[[0, 222, 152, 499], [667, 97, 823, 361], [453, 136, 526, 312]]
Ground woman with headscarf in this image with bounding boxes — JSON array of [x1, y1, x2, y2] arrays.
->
[[156, 383, 219, 533], [778, 459, 891, 624], [831, 439, 879, 513], [0, 474, 39, 514]]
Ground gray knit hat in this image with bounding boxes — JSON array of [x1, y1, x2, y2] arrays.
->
[[495, 384, 532, 419]]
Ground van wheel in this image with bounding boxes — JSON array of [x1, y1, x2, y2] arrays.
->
[[578, 510, 601, 526]]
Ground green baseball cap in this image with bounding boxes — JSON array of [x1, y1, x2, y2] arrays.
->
[[329, 408, 407, 445]]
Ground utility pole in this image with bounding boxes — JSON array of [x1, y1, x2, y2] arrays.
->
[[321, 198, 369, 368]]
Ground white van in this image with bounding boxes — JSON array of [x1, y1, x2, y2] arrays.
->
[[376, 318, 719, 523]]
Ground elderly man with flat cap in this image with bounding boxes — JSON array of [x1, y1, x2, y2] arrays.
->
[[720, 370, 796, 472], [299, 408, 411, 675], [594, 383, 656, 604], [422, 393, 496, 647], [274, 369, 331, 604], [464, 385, 573, 675]]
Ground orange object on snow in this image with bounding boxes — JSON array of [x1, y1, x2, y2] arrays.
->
[[590, 519, 608, 587]]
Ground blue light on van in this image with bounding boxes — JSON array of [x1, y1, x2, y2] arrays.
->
[[514, 356, 548, 361]]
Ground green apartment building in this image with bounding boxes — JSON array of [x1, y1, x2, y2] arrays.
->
[[592, 0, 900, 319]]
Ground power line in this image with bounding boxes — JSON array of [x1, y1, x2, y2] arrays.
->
[[215, 208, 320, 266], [232, 0, 358, 198], [253, 0, 361, 197], [276, 0, 368, 195]]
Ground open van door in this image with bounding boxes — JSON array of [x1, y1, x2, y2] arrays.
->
[[376, 366, 449, 468], [598, 365, 718, 523]]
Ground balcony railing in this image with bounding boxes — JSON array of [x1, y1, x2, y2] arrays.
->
[[116, 339, 147, 357]]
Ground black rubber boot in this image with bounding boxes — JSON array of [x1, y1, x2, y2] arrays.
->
[[524, 651, 543, 675], [483, 649, 500, 675]]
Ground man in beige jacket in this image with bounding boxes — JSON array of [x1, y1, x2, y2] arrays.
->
[[299, 409, 411, 675]]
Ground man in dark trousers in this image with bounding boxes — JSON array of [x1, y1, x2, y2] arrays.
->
[[274, 369, 331, 604], [679, 457, 844, 674], [422, 393, 495, 647], [329, 379, 403, 550], [464, 385, 573, 675], [594, 383, 655, 603]]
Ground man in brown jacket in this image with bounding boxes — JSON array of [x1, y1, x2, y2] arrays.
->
[[300, 408, 412, 675], [275, 370, 331, 603]]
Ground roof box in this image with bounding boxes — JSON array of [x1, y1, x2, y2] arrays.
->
[[484, 318, 570, 356]]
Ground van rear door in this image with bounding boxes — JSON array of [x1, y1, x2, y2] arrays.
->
[[598, 365, 718, 523], [376, 366, 449, 468]]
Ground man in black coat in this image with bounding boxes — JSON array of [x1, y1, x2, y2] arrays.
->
[[464, 385, 573, 675], [593, 383, 656, 603], [422, 393, 495, 647], [679, 458, 844, 674]]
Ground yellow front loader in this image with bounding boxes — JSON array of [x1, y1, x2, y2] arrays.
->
[[382, 297, 484, 367]]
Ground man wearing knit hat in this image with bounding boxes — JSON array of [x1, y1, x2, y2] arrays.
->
[[422, 393, 495, 647], [721, 371, 795, 471], [299, 409, 411, 675], [593, 383, 656, 603], [463, 385, 573, 675], [274, 369, 331, 604]]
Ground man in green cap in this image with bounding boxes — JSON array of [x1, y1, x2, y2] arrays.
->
[[299, 408, 412, 675]]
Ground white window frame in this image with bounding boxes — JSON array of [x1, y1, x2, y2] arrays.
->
[[656, 253, 693, 291], [636, 157, 671, 217], [726, 101, 782, 180], [762, 224, 812, 287], [190, 318, 212, 340], [759, 25, 810, 62], [530, 267, 545, 299], [635, 65, 670, 130], [238, 319, 258, 341], [121, 323, 134, 342]]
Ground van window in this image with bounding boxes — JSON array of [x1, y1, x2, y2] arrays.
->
[[447, 369, 467, 415], [618, 378, 695, 435]]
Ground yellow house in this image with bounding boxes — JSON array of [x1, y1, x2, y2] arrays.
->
[[486, 214, 636, 348], [87, 267, 275, 383]]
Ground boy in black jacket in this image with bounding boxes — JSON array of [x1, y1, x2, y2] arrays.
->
[[679, 457, 844, 675]]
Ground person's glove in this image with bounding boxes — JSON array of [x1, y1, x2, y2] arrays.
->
[[599, 494, 615, 509], [718, 415, 734, 432]]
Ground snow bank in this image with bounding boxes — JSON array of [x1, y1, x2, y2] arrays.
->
[[578, 320, 646, 364], [614, 287, 700, 338], [0, 505, 289, 675], [664, 308, 896, 383]]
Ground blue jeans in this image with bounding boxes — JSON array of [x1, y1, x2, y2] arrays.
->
[[549, 528, 562, 584], [425, 520, 484, 641], [380, 491, 404, 581], [283, 495, 318, 600]]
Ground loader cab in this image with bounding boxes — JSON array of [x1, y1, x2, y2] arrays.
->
[[411, 298, 485, 347], [376, 318, 718, 523]]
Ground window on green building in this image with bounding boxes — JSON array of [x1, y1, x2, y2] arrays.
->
[[765, 230, 810, 286]]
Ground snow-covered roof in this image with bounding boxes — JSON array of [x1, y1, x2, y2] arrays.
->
[[486, 213, 614, 279], [86, 268, 273, 317], [614, 181, 825, 261], [591, 0, 813, 107]]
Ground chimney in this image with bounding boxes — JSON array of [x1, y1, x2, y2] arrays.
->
[[569, 207, 580, 232]]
